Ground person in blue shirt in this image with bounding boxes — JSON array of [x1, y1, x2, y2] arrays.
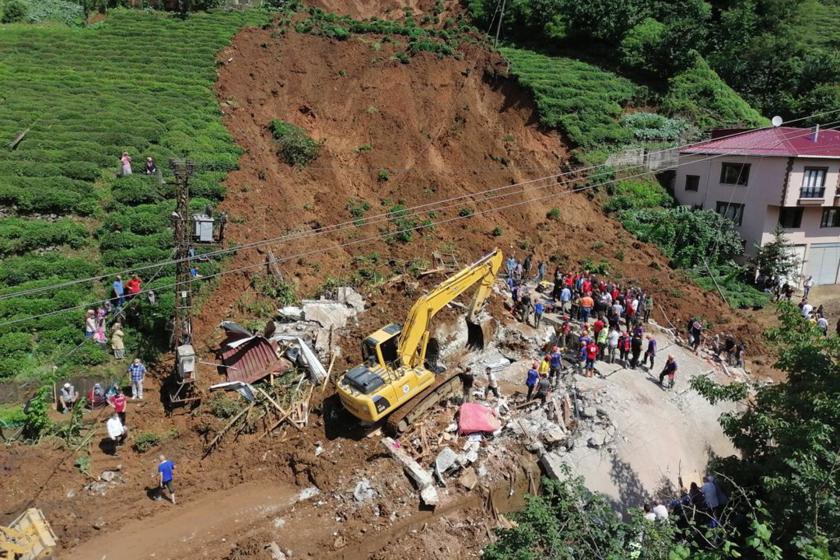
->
[[525, 362, 539, 401], [112, 275, 125, 307], [560, 286, 572, 314], [158, 454, 176, 504], [533, 301, 545, 328], [549, 346, 563, 386]]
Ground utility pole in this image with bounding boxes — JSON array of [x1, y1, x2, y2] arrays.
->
[[170, 159, 195, 348], [494, 0, 506, 48]]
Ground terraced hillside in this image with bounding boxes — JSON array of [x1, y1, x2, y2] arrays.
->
[[0, 9, 265, 378]]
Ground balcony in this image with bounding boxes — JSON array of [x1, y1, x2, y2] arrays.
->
[[798, 187, 825, 205]]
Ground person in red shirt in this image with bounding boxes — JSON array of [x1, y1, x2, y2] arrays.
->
[[585, 341, 599, 376], [109, 388, 128, 427], [582, 278, 592, 294], [592, 317, 605, 335], [125, 274, 142, 299]]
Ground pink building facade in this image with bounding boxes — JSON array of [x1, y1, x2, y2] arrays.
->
[[673, 127, 840, 285]]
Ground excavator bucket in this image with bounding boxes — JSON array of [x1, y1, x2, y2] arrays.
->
[[466, 317, 495, 350], [0, 508, 57, 560]]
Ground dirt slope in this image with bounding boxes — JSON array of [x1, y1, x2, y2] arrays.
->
[[195, 25, 761, 352]]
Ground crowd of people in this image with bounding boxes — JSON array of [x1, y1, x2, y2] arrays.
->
[[502, 254, 680, 396], [641, 474, 730, 533]]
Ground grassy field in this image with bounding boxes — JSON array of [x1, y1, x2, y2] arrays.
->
[[0, 9, 266, 379], [797, 0, 840, 52]]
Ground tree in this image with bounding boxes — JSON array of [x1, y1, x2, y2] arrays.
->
[[751, 226, 801, 282], [1, 0, 27, 23], [692, 304, 840, 557], [620, 18, 668, 75]]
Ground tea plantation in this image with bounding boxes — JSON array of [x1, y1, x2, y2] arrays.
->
[[0, 9, 266, 378]]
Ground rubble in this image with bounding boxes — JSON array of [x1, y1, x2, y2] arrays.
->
[[458, 468, 478, 490], [353, 479, 376, 503], [382, 437, 439, 507]]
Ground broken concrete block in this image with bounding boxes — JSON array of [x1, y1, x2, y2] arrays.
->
[[542, 427, 566, 446], [435, 447, 459, 475], [302, 301, 355, 330], [459, 468, 478, 490], [267, 542, 287, 560], [100, 470, 118, 482], [526, 441, 545, 454], [582, 406, 598, 419], [540, 451, 567, 480], [381, 437, 438, 507], [336, 287, 365, 313], [278, 306, 303, 321]]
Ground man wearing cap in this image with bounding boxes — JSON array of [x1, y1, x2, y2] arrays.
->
[[59, 382, 78, 413]]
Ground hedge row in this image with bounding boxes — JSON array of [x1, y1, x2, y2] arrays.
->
[[0, 217, 87, 256]]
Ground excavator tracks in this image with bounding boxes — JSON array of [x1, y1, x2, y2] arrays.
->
[[385, 370, 463, 434]]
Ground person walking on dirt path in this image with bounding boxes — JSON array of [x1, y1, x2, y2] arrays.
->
[[158, 455, 176, 504], [129, 358, 146, 400], [658, 355, 678, 389], [607, 327, 620, 363], [533, 301, 545, 328], [109, 389, 127, 427], [460, 367, 475, 403], [643, 335, 657, 369], [549, 346, 563, 386], [106, 413, 126, 454], [519, 286, 532, 324], [484, 366, 499, 399], [505, 255, 516, 278], [526, 362, 539, 401], [111, 322, 125, 360], [523, 254, 533, 278], [120, 152, 132, 176], [560, 285, 572, 314], [803, 275, 814, 298]]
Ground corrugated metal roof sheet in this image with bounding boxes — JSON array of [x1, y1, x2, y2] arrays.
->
[[218, 336, 291, 385], [682, 126, 840, 158]]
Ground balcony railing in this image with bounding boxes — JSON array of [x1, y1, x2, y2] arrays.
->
[[800, 187, 826, 199]]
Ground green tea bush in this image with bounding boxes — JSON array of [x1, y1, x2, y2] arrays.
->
[[662, 52, 768, 130], [65, 343, 109, 367], [0, 218, 87, 256], [603, 178, 672, 213], [269, 120, 320, 166], [0, 255, 97, 287], [500, 48, 636, 149]]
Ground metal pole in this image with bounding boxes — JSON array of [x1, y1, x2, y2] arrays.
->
[[494, 0, 506, 48], [170, 159, 194, 348]]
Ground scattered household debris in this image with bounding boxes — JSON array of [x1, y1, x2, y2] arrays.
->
[[381, 437, 439, 507]]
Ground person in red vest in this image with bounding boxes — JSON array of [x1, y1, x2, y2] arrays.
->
[[109, 388, 128, 427], [125, 274, 142, 300]]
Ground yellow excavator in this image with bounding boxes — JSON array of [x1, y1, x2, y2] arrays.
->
[[337, 249, 503, 433], [0, 508, 57, 559]]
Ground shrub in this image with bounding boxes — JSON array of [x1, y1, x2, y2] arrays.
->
[[546, 208, 561, 220], [603, 178, 671, 213], [250, 275, 296, 306], [491, 226, 503, 237], [208, 392, 245, 419], [377, 169, 390, 182], [0, 218, 87, 256], [387, 203, 417, 243], [619, 18, 667, 75], [269, 120, 320, 166], [133, 431, 161, 453], [1, 0, 26, 23], [619, 112, 688, 142], [458, 207, 474, 217]]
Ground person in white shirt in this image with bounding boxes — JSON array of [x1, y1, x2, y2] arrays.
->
[[58, 382, 78, 413], [817, 316, 829, 335], [801, 301, 813, 318], [642, 503, 656, 521], [803, 275, 814, 297], [652, 503, 669, 521], [607, 328, 620, 363], [106, 414, 126, 454]]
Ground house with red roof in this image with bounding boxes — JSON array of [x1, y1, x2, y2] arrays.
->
[[675, 126, 840, 285]]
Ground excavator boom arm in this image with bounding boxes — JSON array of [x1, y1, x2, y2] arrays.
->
[[397, 249, 503, 368]]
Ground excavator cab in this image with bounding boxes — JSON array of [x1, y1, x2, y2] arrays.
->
[[361, 324, 401, 369]]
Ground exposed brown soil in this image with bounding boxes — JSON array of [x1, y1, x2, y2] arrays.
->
[[0, 10, 770, 560]]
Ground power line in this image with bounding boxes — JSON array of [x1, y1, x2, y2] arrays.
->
[[3, 121, 838, 329], [3, 112, 837, 304]]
